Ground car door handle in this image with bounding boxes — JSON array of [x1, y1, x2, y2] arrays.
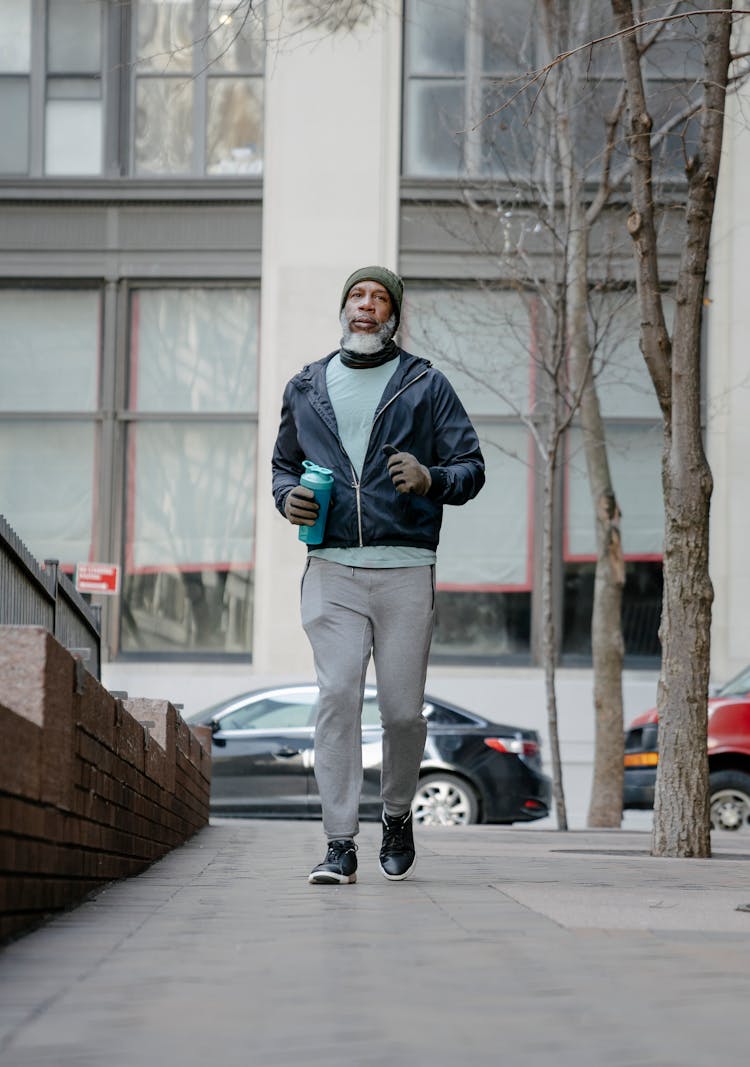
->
[[275, 746, 300, 758]]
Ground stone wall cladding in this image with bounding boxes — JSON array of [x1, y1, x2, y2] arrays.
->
[[0, 626, 211, 941]]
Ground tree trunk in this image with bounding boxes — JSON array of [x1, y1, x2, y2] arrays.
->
[[553, 3, 626, 826], [653, 444, 712, 855], [587, 488, 625, 826], [612, 0, 732, 855], [570, 248, 626, 830], [541, 440, 568, 831]]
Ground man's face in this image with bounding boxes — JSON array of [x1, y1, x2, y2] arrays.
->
[[343, 280, 393, 333]]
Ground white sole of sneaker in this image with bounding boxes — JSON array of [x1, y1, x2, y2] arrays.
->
[[378, 857, 416, 881], [308, 872, 357, 885]]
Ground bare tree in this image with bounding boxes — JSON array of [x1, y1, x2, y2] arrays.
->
[[411, 1, 683, 829], [610, 0, 736, 857], [540, 0, 628, 829]]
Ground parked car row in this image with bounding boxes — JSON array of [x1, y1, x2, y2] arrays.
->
[[188, 664, 750, 833], [623, 663, 750, 831], [185, 685, 552, 826]]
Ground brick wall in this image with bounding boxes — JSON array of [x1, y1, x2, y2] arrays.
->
[[0, 626, 211, 941]]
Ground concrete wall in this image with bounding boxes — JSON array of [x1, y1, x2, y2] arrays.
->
[[0, 627, 211, 942], [707, 18, 750, 684]]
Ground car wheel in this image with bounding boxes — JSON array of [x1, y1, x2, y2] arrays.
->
[[709, 770, 750, 831], [412, 773, 479, 826]]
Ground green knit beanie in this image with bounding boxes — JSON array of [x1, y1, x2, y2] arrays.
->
[[340, 266, 404, 328]]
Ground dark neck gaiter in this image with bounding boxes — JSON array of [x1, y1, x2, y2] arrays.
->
[[339, 338, 400, 369]]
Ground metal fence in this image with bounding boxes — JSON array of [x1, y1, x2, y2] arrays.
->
[[0, 514, 101, 680]]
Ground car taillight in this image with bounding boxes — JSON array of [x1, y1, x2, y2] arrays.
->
[[484, 738, 539, 758], [623, 752, 659, 767]]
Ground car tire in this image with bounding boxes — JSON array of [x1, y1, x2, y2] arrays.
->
[[709, 770, 750, 831], [412, 773, 479, 826]]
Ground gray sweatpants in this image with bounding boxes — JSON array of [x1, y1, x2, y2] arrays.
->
[[300, 557, 435, 840]]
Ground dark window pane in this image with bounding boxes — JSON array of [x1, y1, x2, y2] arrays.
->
[[0, 0, 31, 73], [425, 705, 472, 725], [431, 591, 531, 660], [0, 79, 29, 172], [121, 566, 253, 654], [0, 288, 99, 410], [122, 420, 255, 654], [130, 288, 259, 413], [480, 79, 537, 177], [406, 0, 465, 75], [648, 79, 701, 177], [134, 77, 193, 173], [482, 0, 534, 73], [204, 0, 264, 73], [136, 0, 193, 73], [562, 561, 662, 660], [0, 421, 95, 566], [47, 0, 102, 74], [206, 77, 263, 175], [403, 79, 463, 177]]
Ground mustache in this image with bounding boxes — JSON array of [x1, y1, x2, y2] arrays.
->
[[339, 310, 397, 354]]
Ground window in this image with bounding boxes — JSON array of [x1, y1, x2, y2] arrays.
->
[[403, 0, 533, 179], [403, 286, 534, 659], [121, 286, 259, 655], [0, 287, 101, 565], [403, 284, 664, 663], [133, 0, 264, 176], [217, 691, 318, 731], [0, 0, 104, 176], [562, 293, 664, 660], [403, 0, 704, 182], [0, 0, 264, 178]]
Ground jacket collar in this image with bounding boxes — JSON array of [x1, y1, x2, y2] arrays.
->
[[292, 349, 432, 436]]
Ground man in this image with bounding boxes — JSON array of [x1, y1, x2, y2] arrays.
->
[[272, 266, 485, 885]]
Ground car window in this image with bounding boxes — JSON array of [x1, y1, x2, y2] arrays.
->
[[718, 665, 750, 697], [217, 693, 317, 731], [425, 704, 473, 726], [362, 695, 381, 727]]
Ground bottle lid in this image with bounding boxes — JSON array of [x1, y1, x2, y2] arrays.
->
[[302, 460, 333, 477]]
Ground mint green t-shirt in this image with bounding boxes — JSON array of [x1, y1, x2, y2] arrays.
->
[[309, 354, 436, 569]]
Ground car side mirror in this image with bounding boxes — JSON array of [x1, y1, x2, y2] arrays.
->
[[211, 719, 226, 747]]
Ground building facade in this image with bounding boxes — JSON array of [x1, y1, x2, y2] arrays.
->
[[1, 1, 746, 822]]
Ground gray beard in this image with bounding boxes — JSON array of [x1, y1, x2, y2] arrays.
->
[[339, 311, 397, 355]]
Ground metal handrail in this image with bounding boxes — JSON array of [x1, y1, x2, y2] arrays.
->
[[0, 514, 101, 679]]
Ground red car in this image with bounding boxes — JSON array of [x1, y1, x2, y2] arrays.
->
[[623, 664, 750, 831]]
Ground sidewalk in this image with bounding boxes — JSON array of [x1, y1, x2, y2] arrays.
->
[[1, 819, 749, 1067]]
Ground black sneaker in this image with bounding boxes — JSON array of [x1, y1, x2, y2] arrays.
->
[[308, 839, 358, 884], [379, 810, 416, 881]]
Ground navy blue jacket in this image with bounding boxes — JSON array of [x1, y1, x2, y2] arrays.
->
[[271, 349, 485, 551]]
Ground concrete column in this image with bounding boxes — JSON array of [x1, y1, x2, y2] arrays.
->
[[253, 2, 403, 673], [706, 17, 750, 682]]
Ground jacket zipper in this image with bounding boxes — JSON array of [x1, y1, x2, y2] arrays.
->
[[350, 369, 430, 547], [308, 366, 431, 550]]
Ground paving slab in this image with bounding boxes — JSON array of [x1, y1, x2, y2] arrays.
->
[[1, 820, 750, 1067]]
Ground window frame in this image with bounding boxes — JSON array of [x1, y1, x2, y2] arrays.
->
[[117, 279, 260, 662], [0, 0, 265, 181], [130, 0, 264, 178]]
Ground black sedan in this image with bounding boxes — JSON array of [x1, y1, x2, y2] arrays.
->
[[185, 685, 551, 826]]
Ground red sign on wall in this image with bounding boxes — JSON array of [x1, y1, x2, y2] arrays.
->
[[75, 563, 121, 595]]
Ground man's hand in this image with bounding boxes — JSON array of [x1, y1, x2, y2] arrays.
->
[[385, 450, 432, 496], [284, 485, 319, 526]]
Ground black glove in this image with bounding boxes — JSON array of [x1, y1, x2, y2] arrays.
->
[[284, 485, 319, 526], [383, 444, 432, 496]]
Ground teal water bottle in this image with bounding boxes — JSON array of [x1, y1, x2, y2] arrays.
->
[[298, 460, 334, 545]]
